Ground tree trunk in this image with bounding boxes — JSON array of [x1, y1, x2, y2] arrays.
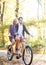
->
[[1, 2, 5, 47], [15, 0, 19, 18], [37, 0, 39, 20]]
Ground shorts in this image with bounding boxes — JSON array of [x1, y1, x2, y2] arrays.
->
[[9, 36, 16, 42], [16, 34, 24, 39]]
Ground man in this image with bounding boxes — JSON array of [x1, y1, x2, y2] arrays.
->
[[15, 17, 32, 55]]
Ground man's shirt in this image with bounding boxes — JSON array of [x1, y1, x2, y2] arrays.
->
[[17, 23, 30, 37], [18, 23, 23, 36]]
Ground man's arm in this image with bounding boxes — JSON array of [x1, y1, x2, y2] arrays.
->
[[23, 25, 30, 35]]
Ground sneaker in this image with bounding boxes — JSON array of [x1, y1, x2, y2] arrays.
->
[[16, 54, 21, 59]]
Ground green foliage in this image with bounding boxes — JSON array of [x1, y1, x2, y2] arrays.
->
[[0, 42, 3, 47], [0, 25, 10, 31], [0, 19, 46, 54], [24, 19, 36, 26]]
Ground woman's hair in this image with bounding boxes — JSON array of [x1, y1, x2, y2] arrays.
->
[[13, 19, 17, 22]]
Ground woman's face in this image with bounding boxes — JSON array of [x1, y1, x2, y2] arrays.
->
[[13, 20, 17, 25]]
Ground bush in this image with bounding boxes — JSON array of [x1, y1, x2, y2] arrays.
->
[[0, 42, 3, 47]]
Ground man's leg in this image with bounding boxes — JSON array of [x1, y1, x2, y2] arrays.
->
[[15, 36, 21, 59], [20, 38, 25, 53], [15, 36, 20, 51]]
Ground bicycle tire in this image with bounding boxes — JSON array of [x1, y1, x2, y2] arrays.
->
[[22, 45, 33, 65]]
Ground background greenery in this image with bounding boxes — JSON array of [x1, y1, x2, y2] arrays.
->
[[0, 0, 46, 54]]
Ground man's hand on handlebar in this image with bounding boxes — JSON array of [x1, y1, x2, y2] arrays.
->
[[29, 34, 33, 38]]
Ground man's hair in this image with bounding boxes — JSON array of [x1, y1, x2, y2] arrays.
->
[[18, 17, 23, 20]]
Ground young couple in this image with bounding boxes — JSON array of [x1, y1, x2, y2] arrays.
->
[[9, 17, 32, 57]]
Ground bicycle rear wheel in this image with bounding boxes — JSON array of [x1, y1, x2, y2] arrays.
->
[[22, 45, 33, 65], [7, 45, 13, 61]]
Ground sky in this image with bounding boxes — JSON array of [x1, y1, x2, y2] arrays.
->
[[19, 0, 46, 21], [1, 0, 46, 21]]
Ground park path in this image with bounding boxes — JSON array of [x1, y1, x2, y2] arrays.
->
[[0, 50, 46, 65]]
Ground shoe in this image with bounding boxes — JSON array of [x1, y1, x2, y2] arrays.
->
[[16, 54, 21, 59]]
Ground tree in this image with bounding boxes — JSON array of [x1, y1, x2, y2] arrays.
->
[[44, 0, 46, 16], [15, 0, 19, 18], [1, 1, 5, 46], [0, 1, 1, 24]]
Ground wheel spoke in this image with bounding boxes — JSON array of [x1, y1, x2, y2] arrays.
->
[[23, 46, 33, 65], [24, 48, 31, 64], [7, 50, 13, 60]]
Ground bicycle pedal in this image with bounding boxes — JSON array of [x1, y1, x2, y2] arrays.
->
[[16, 56, 21, 59], [16, 56, 19, 59]]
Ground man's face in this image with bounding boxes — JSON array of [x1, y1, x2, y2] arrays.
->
[[19, 18, 23, 24]]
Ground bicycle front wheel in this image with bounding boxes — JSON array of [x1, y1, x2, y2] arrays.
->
[[22, 46, 33, 65]]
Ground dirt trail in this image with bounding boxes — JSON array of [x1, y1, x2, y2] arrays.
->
[[0, 50, 46, 65], [0, 56, 46, 65]]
